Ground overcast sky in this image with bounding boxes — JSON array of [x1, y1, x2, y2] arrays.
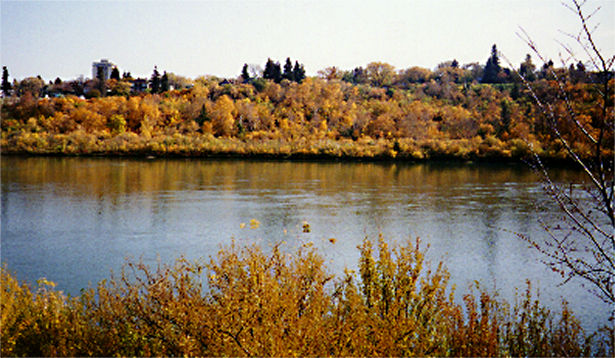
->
[[1, 0, 613, 81]]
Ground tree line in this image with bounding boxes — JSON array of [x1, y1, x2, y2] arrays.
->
[[0, 45, 611, 163], [2, 45, 607, 100], [0, 57, 308, 99]]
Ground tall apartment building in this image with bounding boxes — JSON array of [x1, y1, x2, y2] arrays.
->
[[92, 59, 114, 80]]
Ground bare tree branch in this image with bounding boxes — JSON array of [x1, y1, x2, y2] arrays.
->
[[510, 0, 613, 308]]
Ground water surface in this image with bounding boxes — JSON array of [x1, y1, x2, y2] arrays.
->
[[1, 156, 608, 331]]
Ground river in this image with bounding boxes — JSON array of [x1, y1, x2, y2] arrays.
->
[[1, 156, 609, 332]]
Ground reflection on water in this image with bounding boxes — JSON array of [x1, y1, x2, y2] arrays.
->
[[1, 156, 607, 331]]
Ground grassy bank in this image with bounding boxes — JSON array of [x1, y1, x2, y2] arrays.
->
[[1, 131, 543, 161], [2, 236, 612, 357]]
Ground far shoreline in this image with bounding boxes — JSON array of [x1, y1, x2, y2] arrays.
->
[[0, 147, 580, 169]]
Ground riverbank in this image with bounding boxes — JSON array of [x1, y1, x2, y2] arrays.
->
[[1, 131, 574, 164], [3, 76, 608, 166]]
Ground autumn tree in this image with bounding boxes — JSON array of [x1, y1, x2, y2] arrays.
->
[[247, 64, 263, 79], [538, 59, 555, 80], [69, 79, 85, 97], [211, 95, 236, 136], [350, 66, 369, 84], [164, 72, 191, 90], [516, 0, 614, 306], [18, 77, 45, 97], [397, 66, 432, 85], [434, 61, 466, 85], [568, 61, 587, 83], [341, 67, 363, 84], [366, 62, 396, 87], [109, 80, 131, 97], [463, 62, 484, 82], [2, 66, 11, 96], [519, 54, 536, 82], [318, 67, 342, 81]]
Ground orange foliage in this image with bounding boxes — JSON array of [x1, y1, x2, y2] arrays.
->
[[1, 75, 610, 161]]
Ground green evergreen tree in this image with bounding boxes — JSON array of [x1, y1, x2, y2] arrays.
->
[[96, 67, 104, 81], [283, 57, 294, 81], [498, 99, 511, 135], [161, 71, 169, 92], [2, 66, 12, 95], [293, 61, 306, 83], [481, 44, 501, 83], [263, 58, 275, 81], [96, 67, 106, 96], [263, 58, 282, 83], [272, 62, 282, 83], [195, 104, 210, 126], [241, 63, 251, 83], [110, 67, 120, 81], [150, 66, 161, 93]]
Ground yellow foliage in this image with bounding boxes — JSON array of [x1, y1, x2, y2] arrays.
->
[[107, 114, 126, 134], [0, 78, 610, 162], [211, 95, 236, 137], [0, 235, 611, 357]]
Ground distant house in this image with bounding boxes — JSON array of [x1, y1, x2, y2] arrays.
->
[[219, 79, 235, 85], [131, 78, 148, 93], [92, 59, 114, 81]]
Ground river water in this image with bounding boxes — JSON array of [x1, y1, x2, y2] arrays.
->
[[1, 156, 609, 332]]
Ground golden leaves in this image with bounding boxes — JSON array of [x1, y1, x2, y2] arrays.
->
[[0, 237, 605, 357], [2, 71, 611, 162]]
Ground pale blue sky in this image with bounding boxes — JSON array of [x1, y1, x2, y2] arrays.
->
[[1, 0, 613, 81]]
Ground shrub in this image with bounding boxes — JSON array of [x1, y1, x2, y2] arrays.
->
[[107, 114, 126, 134], [1, 237, 611, 356]]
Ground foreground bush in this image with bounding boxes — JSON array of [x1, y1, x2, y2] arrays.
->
[[1, 236, 612, 356]]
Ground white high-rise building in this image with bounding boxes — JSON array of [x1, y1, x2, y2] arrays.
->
[[92, 59, 114, 80]]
